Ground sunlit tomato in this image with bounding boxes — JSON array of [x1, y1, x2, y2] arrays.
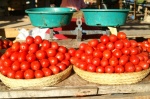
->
[[105, 66, 114, 73], [119, 55, 129, 66], [57, 63, 67, 71], [79, 43, 87, 51], [138, 61, 149, 70], [96, 66, 105, 73], [109, 57, 118, 66], [85, 46, 94, 55], [130, 40, 138, 47], [11, 61, 20, 71], [115, 65, 125, 73], [87, 64, 96, 72], [41, 40, 51, 50], [26, 53, 36, 62], [34, 70, 44, 78], [5, 48, 13, 57], [46, 48, 57, 57], [10, 52, 19, 61], [1, 67, 10, 76], [20, 42, 29, 52], [122, 39, 131, 48], [7, 69, 15, 78], [92, 58, 101, 66], [93, 49, 103, 58], [130, 55, 140, 65], [18, 52, 27, 62], [61, 60, 70, 66], [3, 59, 13, 67], [28, 43, 39, 54], [0, 54, 8, 61], [15, 70, 24, 79], [74, 50, 84, 59], [125, 62, 135, 72], [121, 47, 130, 55], [88, 39, 99, 47], [103, 50, 112, 59], [114, 40, 124, 49], [100, 58, 109, 67], [129, 47, 139, 55], [58, 46, 67, 53], [49, 65, 60, 74], [80, 53, 87, 61], [26, 36, 34, 45], [79, 61, 87, 70], [135, 65, 143, 72], [40, 59, 50, 68], [136, 54, 144, 61], [0, 61, 4, 71], [51, 42, 59, 50], [106, 42, 115, 50], [48, 57, 58, 65], [31, 61, 41, 70], [85, 55, 93, 64], [42, 67, 53, 76], [97, 43, 106, 52], [70, 57, 78, 65], [68, 48, 76, 57], [34, 35, 43, 44], [20, 61, 30, 71], [117, 32, 126, 39], [64, 53, 71, 60], [100, 35, 109, 44], [11, 41, 20, 51], [24, 69, 34, 79], [55, 52, 65, 61], [112, 49, 122, 58], [109, 34, 118, 42], [36, 50, 47, 60]]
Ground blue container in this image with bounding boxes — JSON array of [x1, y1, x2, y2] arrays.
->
[[25, 7, 75, 28], [81, 9, 130, 27]]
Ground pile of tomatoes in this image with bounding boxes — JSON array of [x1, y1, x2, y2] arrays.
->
[[71, 32, 150, 73], [0, 36, 72, 79], [0, 39, 13, 50]]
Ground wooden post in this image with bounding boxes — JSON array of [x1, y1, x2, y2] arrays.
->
[[134, 0, 136, 20]]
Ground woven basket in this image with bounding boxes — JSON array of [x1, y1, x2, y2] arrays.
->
[[73, 66, 150, 85], [0, 65, 72, 89]]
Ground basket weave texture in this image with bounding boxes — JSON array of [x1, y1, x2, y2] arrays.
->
[[73, 66, 150, 85], [0, 65, 72, 89]]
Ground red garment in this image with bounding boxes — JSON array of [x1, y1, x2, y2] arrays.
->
[[60, 0, 87, 11]]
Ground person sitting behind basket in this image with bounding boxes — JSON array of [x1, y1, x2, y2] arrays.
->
[[60, 0, 87, 11]]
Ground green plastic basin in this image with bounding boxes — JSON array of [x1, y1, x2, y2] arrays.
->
[[25, 7, 75, 28], [81, 9, 130, 27]]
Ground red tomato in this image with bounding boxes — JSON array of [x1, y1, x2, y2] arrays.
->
[[20, 61, 30, 71], [68, 48, 76, 57], [70, 57, 78, 65], [7, 69, 15, 78], [114, 40, 124, 49], [117, 32, 126, 39], [3, 59, 12, 67], [88, 39, 99, 47], [122, 39, 131, 48], [8, 40, 13, 47], [46, 48, 57, 57], [92, 57, 101, 66], [35, 70, 44, 78], [130, 55, 140, 65], [0, 54, 8, 61], [105, 66, 115, 73], [97, 43, 106, 52], [93, 49, 103, 58], [11, 61, 20, 71], [48, 57, 58, 65], [24, 69, 34, 79], [81, 53, 88, 61], [26, 36, 34, 45], [135, 65, 143, 72], [85, 55, 93, 64], [11, 42, 20, 51], [42, 67, 53, 76], [119, 55, 129, 66], [10, 52, 19, 61], [106, 42, 115, 50], [138, 61, 149, 70], [109, 34, 118, 42], [115, 65, 125, 73], [87, 64, 96, 72], [28, 43, 39, 54], [79, 43, 87, 51], [31, 61, 41, 70], [18, 52, 27, 62], [109, 57, 118, 66], [61, 60, 70, 66], [96, 66, 105, 73], [130, 40, 138, 47], [26, 53, 36, 62], [36, 50, 47, 60], [129, 47, 139, 55], [41, 40, 51, 50], [64, 53, 71, 60], [15, 70, 24, 79], [57, 63, 67, 71], [100, 35, 109, 44], [58, 46, 67, 53], [79, 61, 87, 70], [0, 62, 4, 71], [49, 65, 60, 74], [103, 50, 112, 59], [51, 42, 59, 50], [34, 36, 43, 44], [55, 52, 65, 61], [40, 59, 50, 68], [74, 50, 84, 59], [20, 42, 29, 52], [3, 39, 9, 46], [5, 48, 13, 57], [85, 46, 94, 55], [100, 58, 109, 67], [136, 54, 144, 61], [121, 47, 130, 55], [112, 49, 122, 58], [125, 62, 135, 72], [1, 67, 10, 76]]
